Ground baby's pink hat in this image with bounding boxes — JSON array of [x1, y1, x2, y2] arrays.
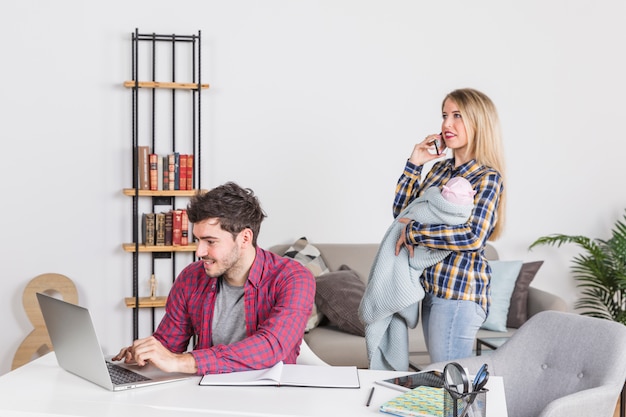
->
[[442, 177, 476, 205]]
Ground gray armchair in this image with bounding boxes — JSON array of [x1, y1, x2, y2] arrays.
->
[[423, 310, 626, 417]]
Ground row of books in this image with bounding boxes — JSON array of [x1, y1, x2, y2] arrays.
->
[[137, 146, 194, 191], [142, 209, 190, 246]]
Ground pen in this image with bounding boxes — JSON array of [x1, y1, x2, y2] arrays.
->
[[366, 386, 375, 407]]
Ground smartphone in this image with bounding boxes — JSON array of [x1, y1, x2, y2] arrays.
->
[[375, 370, 444, 392], [430, 133, 444, 155]]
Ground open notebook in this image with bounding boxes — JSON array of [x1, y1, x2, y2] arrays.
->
[[200, 361, 360, 388]]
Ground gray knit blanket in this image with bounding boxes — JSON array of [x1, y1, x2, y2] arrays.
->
[[358, 186, 473, 371]]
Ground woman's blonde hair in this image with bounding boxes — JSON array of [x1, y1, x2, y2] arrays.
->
[[443, 88, 506, 240]]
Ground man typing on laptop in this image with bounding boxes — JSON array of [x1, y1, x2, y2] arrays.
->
[[112, 182, 316, 375]]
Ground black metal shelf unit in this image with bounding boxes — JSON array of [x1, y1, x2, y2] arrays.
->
[[124, 28, 208, 340]]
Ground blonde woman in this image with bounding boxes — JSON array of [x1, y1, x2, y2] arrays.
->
[[394, 88, 506, 363]]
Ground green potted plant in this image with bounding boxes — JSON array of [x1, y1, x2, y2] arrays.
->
[[529, 211, 626, 324]]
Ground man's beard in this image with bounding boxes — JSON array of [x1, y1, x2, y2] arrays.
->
[[201, 246, 240, 278]]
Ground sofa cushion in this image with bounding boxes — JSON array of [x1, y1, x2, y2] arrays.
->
[[506, 261, 543, 328], [283, 237, 330, 276], [481, 260, 523, 332], [315, 265, 366, 337], [283, 237, 330, 332]]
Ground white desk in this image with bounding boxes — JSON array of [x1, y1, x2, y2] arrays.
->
[[0, 353, 507, 416]]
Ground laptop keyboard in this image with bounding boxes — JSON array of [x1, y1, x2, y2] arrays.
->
[[106, 362, 151, 385]]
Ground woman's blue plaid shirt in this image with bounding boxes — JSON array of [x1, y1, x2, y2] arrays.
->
[[393, 158, 504, 313]]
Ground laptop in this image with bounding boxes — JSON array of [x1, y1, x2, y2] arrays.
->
[[36, 292, 192, 391]]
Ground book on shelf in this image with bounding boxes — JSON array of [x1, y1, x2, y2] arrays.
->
[[139, 209, 190, 247], [181, 209, 189, 246], [168, 154, 176, 190], [155, 212, 166, 246], [162, 155, 169, 191], [142, 213, 156, 246], [179, 154, 187, 190], [199, 361, 360, 388], [164, 211, 173, 246], [149, 153, 158, 191], [137, 146, 150, 190], [133, 152, 194, 191], [379, 385, 444, 417], [173, 152, 180, 190], [157, 154, 163, 191], [186, 154, 194, 189], [172, 209, 183, 246]]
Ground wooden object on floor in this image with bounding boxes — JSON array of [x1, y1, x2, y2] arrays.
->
[[11, 273, 78, 370]]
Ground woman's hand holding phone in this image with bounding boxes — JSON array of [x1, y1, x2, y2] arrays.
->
[[408, 133, 446, 166]]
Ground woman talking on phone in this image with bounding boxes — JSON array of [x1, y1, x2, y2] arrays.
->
[[393, 88, 506, 363]]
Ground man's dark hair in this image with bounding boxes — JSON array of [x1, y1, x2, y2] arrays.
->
[[186, 182, 266, 246]]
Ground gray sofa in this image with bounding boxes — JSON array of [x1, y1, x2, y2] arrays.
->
[[270, 243, 568, 370]]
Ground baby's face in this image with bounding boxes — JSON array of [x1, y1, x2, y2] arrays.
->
[[442, 177, 476, 205]]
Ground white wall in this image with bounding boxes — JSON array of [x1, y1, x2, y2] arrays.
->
[[1, 0, 625, 375]]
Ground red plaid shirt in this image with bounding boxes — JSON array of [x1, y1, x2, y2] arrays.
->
[[153, 246, 316, 375]]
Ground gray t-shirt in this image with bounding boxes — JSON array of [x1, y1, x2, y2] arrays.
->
[[211, 278, 246, 346]]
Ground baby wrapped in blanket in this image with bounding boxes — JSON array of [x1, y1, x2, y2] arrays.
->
[[359, 177, 476, 371]]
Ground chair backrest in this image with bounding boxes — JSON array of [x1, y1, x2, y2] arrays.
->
[[489, 310, 626, 417]]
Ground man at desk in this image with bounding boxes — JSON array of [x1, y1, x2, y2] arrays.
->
[[113, 182, 316, 375]]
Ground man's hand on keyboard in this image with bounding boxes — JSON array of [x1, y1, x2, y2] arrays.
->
[[112, 336, 197, 374]]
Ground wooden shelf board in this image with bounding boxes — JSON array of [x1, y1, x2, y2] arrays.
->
[[122, 243, 198, 253], [125, 296, 167, 308], [123, 81, 209, 90], [123, 188, 205, 197]]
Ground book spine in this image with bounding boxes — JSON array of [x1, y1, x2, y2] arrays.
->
[[186, 154, 194, 189], [149, 153, 158, 191], [168, 154, 175, 190], [162, 155, 169, 191], [172, 209, 182, 246], [141, 213, 147, 245], [179, 154, 188, 190], [157, 155, 163, 191], [173, 152, 180, 190], [138, 146, 150, 190], [142, 213, 155, 246], [181, 209, 189, 246], [155, 213, 166, 246], [164, 211, 173, 246]]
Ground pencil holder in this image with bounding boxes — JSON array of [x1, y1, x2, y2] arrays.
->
[[443, 388, 488, 417]]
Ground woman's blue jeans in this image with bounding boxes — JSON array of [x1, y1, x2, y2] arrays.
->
[[421, 293, 486, 363]]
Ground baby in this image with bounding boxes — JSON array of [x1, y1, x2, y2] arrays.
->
[[359, 175, 476, 371], [441, 176, 476, 205]]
